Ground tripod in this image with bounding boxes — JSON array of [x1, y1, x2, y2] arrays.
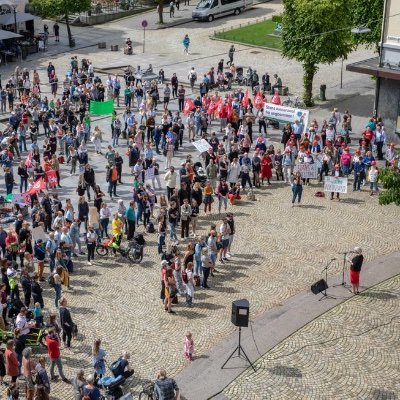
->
[[221, 327, 256, 372], [319, 259, 336, 301]]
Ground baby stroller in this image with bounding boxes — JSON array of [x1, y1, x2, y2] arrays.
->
[[97, 375, 125, 399], [235, 67, 244, 85]]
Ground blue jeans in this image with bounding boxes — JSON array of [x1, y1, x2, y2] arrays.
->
[[108, 181, 117, 196], [209, 253, 217, 265], [20, 177, 28, 193], [158, 233, 165, 254], [202, 267, 210, 287], [19, 136, 27, 152], [353, 174, 362, 191], [218, 196, 227, 212], [100, 218, 109, 238], [341, 165, 350, 176], [195, 257, 202, 276], [169, 222, 178, 241], [6, 183, 13, 195], [292, 184, 303, 203], [54, 284, 62, 307], [136, 204, 143, 224]]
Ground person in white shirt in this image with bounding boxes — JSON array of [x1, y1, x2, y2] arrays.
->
[[16, 307, 34, 338], [218, 218, 231, 263], [86, 226, 97, 265]]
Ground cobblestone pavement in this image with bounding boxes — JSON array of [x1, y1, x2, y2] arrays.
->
[[223, 274, 400, 400], [1, 6, 399, 400]]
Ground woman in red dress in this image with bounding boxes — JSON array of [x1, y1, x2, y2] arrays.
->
[[260, 153, 273, 185], [347, 246, 364, 294]]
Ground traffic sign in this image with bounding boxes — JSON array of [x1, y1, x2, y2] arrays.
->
[[142, 20, 148, 28]]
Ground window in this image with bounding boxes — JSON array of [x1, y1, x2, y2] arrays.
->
[[221, 0, 240, 5]]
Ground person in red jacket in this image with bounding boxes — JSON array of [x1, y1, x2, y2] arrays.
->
[[45, 328, 70, 384], [5, 340, 19, 382]]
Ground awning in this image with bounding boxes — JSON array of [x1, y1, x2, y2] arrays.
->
[[0, 29, 22, 40], [0, 12, 37, 26], [346, 56, 400, 81]]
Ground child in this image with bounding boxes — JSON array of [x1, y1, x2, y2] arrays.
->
[[31, 302, 43, 326], [184, 331, 194, 362], [369, 161, 379, 195], [0, 347, 6, 385]]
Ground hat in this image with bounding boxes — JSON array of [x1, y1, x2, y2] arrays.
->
[[355, 149, 361, 154], [389, 143, 396, 147], [218, 143, 224, 148], [371, 160, 377, 166], [327, 140, 332, 145]]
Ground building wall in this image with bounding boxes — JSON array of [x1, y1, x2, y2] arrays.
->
[[386, 0, 400, 40], [378, 78, 400, 141]]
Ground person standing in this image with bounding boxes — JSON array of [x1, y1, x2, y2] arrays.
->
[[291, 171, 303, 207], [59, 297, 74, 348], [178, 85, 185, 112], [53, 22, 60, 42], [227, 45, 235, 66], [86, 226, 97, 266], [182, 34, 190, 54], [5, 340, 19, 383], [180, 199, 191, 240], [201, 247, 213, 289], [347, 247, 364, 294], [35, 356, 51, 399], [169, 0, 175, 17], [45, 328, 70, 383], [22, 347, 36, 400]]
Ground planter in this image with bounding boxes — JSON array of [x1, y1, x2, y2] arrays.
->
[[111, 45, 119, 51], [98, 42, 106, 49]]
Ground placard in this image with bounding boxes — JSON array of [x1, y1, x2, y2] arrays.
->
[[192, 139, 210, 153], [144, 167, 155, 181], [297, 163, 318, 179], [324, 176, 348, 193]]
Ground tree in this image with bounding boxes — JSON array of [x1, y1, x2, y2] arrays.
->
[[282, 0, 354, 106], [350, 0, 384, 48], [378, 168, 400, 206], [157, 0, 164, 24], [31, 0, 91, 47]]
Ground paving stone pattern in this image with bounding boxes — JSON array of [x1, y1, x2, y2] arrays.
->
[[223, 274, 400, 400]]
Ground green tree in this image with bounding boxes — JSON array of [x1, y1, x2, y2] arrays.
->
[[378, 168, 400, 206], [350, 0, 384, 48], [282, 0, 354, 106], [31, 0, 91, 47]]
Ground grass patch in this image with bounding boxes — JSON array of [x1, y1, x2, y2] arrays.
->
[[215, 19, 282, 50]]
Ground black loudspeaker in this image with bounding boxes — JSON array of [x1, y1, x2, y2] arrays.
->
[[231, 299, 249, 327], [311, 279, 329, 295]]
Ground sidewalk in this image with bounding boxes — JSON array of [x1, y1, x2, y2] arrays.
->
[[175, 251, 400, 400]]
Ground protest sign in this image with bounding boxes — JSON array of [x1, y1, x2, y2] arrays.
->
[[324, 176, 348, 193], [144, 167, 155, 181], [297, 163, 318, 179], [263, 103, 309, 130], [192, 139, 211, 153]]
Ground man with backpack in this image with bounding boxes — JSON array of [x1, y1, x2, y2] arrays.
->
[[154, 369, 180, 400]]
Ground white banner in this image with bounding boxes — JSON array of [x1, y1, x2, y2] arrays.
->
[[324, 176, 348, 193], [192, 139, 211, 153], [296, 163, 318, 179], [263, 103, 309, 131]]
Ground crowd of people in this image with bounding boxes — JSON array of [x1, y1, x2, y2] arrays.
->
[[0, 40, 398, 400]]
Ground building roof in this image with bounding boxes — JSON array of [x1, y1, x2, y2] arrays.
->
[[346, 56, 400, 81]]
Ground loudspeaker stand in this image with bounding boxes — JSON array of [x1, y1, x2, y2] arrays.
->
[[221, 327, 256, 372]]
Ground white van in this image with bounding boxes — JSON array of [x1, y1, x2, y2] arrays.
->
[[192, 0, 253, 22]]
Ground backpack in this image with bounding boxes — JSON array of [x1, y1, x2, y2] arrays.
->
[[182, 270, 188, 284], [48, 273, 55, 287], [194, 275, 201, 287], [110, 357, 124, 377], [146, 221, 155, 233]]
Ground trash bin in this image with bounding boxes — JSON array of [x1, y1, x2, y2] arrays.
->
[[320, 84, 327, 101]]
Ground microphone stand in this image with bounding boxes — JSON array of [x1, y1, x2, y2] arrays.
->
[[333, 251, 352, 288], [319, 259, 336, 301]]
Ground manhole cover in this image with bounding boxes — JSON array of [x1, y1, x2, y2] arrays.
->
[[250, 50, 262, 54]]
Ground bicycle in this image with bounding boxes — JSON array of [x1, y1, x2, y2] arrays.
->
[[282, 95, 305, 108], [139, 382, 155, 399]]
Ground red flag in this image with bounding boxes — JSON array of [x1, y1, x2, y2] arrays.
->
[[226, 104, 233, 121], [216, 101, 225, 118], [207, 100, 216, 115], [46, 170, 58, 188], [183, 99, 195, 115], [271, 91, 281, 105], [242, 90, 249, 108], [27, 178, 46, 194], [21, 192, 32, 205], [25, 152, 32, 168], [202, 95, 210, 109], [254, 91, 265, 110]]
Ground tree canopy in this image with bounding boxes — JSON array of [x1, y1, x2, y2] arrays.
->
[[378, 168, 400, 206]]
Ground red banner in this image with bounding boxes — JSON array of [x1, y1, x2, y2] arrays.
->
[[216, 101, 225, 118], [183, 99, 195, 115], [254, 91, 265, 110], [46, 170, 58, 188], [207, 100, 216, 115], [226, 104, 233, 120], [27, 178, 46, 195], [271, 92, 281, 105]]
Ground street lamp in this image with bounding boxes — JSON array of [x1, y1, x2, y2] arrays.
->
[[341, 26, 372, 88], [12, 6, 17, 34]]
